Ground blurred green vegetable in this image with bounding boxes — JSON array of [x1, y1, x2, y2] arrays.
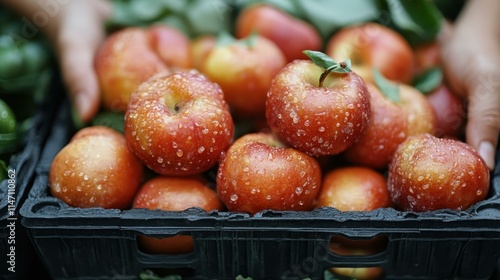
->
[[0, 98, 18, 156]]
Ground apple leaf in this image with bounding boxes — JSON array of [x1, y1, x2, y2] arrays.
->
[[215, 31, 237, 47], [294, 0, 383, 39], [373, 68, 400, 104], [91, 111, 125, 134], [385, 0, 443, 45], [303, 50, 352, 73], [413, 67, 443, 95]]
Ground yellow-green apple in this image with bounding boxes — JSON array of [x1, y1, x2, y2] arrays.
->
[[266, 51, 371, 156], [203, 34, 286, 119], [343, 82, 408, 169], [49, 126, 143, 209], [95, 27, 169, 112], [216, 132, 322, 214], [235, 4, 322, 62], [315, 166, 392, 211], [132, 176, 223, 254], [147, 24, 192, 69], [124, 70, 234, 176], [326, 23, 415, 84], [190, 35, 216, 72], [388, 133, 490, 212]]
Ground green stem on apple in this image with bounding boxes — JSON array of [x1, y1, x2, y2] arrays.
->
[[303, 50, 352, 87]]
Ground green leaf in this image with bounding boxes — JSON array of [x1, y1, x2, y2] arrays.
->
[[295, 0, 382, 39], [304, 51, 352, 74], [373, 68, 400, 104], [139, 270, 182, 280], [216, 31, 237, 47], [413, 67, 443, 95], [183, 0, 233, 38], [91, 111, 126, 134], [303, 50, 339, 70], [0, 160, 7, 181], [386, 0, 443, 45]]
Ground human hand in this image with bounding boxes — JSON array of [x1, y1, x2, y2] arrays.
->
[[49, 0, 112, 123], [439, 0, 500, 170]]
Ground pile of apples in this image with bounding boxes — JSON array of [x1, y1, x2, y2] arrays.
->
[[48, 3, 491, 267]]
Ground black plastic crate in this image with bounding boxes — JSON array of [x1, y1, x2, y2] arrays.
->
[[20, 95, 500, 280], [0, 78, 62, 279]]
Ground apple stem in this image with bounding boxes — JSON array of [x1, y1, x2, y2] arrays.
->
[[302, 50, 352, 87], [319, 62, 348, 87], [174, 103, 180, 112], [319, 70, 330, 88]]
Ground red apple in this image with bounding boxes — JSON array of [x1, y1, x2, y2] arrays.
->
[[388, 134, 490, 212], [426, 83, 466, 139], [95, 27, 169, 112], [413, 42, 441, 76], [315, 166, 391, 211], [190, 35, 216, 72], [326, 23, 415, 84], [343, 83, 408, 169], [49, 126, 143, 209], [266, 56, 371, 156], [399, 83, 437, 136], [147, 24, 192, 69], [235, 4, 322, 62], [124, 70, 234, 176], [216, 132, 322, 214], [132, 176, 223, 254], [203, 35, 286, 119]]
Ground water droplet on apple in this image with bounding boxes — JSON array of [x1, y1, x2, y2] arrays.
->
[[198, 146, 205, 153], [298, 200, 304, 206], [96, 184, 102, 190], [318, 127, 325, 132], [202, 128, 209, 134], [230, 194, 238, 202], [295, 187, 303, 195], [176, 150, 183, 157], [477, 189, 483, 196], [250, 188, 257, 194], [243, 167, 250, 172], [53, 183, 61, 193], [76, 186, 82, 192], [266, 195, 272, 200], [157, 157, 164, 164]]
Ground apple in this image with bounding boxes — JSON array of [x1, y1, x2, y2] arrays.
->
[[413, 42, 441, 77], [399, 83, 437, 136], [216, 132, 322, 214], [203, 34, 286, 119], [388, 133, 490, 212], [343, 82, 408, 169], [95, 27, 169, 112], [315, 166, 392, 211], [147, 24, 192, 69], [426, 83, 466, 139], [49, 126, 143, 209], [329, 236, 385, 280], [190, 35, 216, 72], [235, 3, 322, 62], [326, 23, 415, 84], [132, 176, 223, 254], [266, 51, 371, 156], [124, 70, 234, 176]]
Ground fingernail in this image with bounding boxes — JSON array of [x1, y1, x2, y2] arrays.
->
[[478, 141, 495, 170], [75, 92, 90, 121]]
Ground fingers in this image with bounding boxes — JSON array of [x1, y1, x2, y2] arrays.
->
[[59, 40, 100, 123], [56, 1, 109, 123], [465, 64, 500, 170]]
